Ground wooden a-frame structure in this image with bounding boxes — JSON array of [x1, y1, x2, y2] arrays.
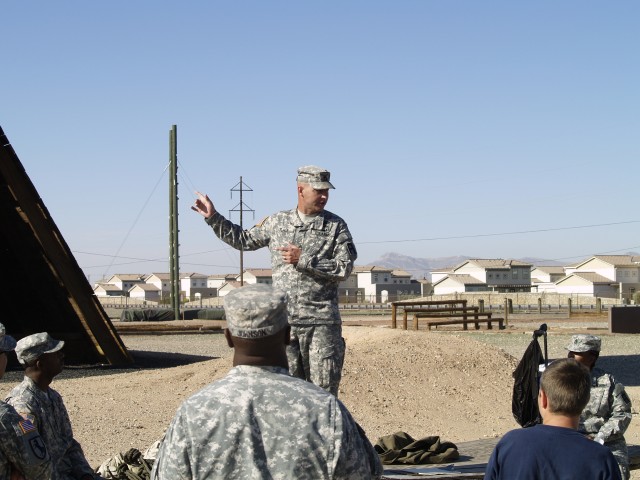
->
[[0, 125, 132, 366]]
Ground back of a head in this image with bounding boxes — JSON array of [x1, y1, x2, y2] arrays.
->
[[540, 358, 591, 416], [224, 284, 288, 339]]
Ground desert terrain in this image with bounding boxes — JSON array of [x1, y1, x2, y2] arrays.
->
[[1, 314, 638, 478]]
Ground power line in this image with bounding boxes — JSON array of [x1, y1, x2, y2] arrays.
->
[[358, 220, 640, 244], [101, 164, 169, 279]]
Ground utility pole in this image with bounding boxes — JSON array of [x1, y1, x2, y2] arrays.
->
[[169, 125, 180, 320], [230, 177, 254, 285]]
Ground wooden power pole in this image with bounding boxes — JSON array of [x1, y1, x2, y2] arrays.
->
[[169, 125, 180, 319]]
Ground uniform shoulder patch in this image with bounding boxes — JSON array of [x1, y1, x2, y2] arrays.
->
[[18, 418, 37, 435], [29, 436, 48, 460]]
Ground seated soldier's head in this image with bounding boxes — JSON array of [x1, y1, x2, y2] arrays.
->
[[223, 284, 290, 366], [15, 332, 66, 381]]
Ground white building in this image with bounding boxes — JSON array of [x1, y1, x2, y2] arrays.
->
[[530, 266, 566, 293], [432, 259, 532, 295], [556, 255, 640, 300], [128, 283, 161, 302], [180, 272, 216, 300]]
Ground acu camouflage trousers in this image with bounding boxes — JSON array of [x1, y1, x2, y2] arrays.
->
[[287, 324, 345, 397]]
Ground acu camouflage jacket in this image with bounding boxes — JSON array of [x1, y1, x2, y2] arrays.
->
[[206, 208, 357, 326], [579, 367, 632, 445]]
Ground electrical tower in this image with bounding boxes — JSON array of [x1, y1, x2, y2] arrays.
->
[[229, 177, 254, 285]]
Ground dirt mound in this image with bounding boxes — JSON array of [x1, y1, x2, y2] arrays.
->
[[340, 327, 519, 442]]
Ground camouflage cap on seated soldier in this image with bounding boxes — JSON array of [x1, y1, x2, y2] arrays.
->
[[0, 322, 17, 352], [224, 284, 289, 339], [565, 334, 601, 353], [15, 332, 65, 365], [296, 165, 335, 190]]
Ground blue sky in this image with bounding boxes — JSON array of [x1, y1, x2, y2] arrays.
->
[[2, 1, 639, 282]]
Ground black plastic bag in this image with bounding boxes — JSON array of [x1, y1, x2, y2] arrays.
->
[[512, 325, 547, 427]]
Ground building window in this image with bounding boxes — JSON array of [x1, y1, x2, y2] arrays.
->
[[488, 273, 493, 279], [513, 270, 519, 279]]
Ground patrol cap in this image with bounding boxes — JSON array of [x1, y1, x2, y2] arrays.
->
[[15, 332, 65, 365], [0, 323, 17, 352], [224, 284, 288, 339], [565, 334, 601, 353], [296, 165, 335, 190]]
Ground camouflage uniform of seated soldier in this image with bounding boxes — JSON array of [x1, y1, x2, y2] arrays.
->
[[0, 323, 52, 480], [566, 334, 633, 480], [5, 332, 106, 480], [152, 283, 382, 480]]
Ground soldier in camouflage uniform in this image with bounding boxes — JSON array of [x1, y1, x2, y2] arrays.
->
[[0, 323, 52, 480], [6, 332, 105, 480], [566, 334, 632, 480], [192, 165, 357, 396], [151, 284, 382, 480]]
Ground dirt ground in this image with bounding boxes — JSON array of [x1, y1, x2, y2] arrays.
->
[[1, 315, 638, 477]]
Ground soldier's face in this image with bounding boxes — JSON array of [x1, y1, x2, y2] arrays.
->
[[298, 183, 329, 214], [39, 349, 65, 377], [568, 350, 597, 370]]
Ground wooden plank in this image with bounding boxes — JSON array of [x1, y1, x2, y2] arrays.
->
[[392, 299, 467, 307], [425, 318, 504, 331], [415, 312, 492, 319], [405, 306, 480, 314]]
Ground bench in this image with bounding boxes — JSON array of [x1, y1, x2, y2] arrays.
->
[[417, 314, 505, 331], [392, 299, 468, 330]]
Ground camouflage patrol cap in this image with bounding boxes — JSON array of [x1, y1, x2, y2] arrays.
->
[[0, 323, 17, 352], [565, 334, 601, 353], [224, 284, 288, 339], [15, 332, 65, 365], [296, 165, 335, 190]]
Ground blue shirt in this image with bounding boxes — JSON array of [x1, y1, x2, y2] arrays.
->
[[484, 424, 621, 480]]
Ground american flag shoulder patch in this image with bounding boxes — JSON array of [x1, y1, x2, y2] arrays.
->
[[18, 418, 37, 435]]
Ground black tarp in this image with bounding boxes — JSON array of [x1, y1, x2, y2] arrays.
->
[[512, 324, 548, 428]]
